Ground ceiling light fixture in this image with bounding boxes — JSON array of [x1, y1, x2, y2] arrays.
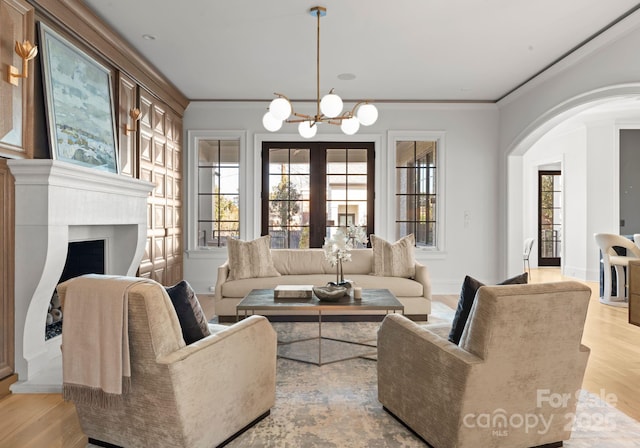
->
[[263, 6, 378, 139]]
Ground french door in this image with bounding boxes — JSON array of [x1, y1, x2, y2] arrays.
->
[[538, 170, 562, 266], [261, 142, 375, 248]]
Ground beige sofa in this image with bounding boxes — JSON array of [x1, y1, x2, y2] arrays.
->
[[215, 248, 431, 320]]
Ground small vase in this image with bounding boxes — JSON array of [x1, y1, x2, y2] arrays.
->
[[329, 260, 352, 296]]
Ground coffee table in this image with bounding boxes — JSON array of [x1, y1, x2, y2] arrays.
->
[[236, 288, 404, 366]]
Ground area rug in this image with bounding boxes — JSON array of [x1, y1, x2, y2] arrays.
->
[[88, 301, 640, 447], [225, 320, 640, 447]]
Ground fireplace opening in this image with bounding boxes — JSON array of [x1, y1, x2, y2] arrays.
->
[[46, 239, 106, 340]]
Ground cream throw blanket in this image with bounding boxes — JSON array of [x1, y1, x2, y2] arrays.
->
[[61, 274, 153, 408]]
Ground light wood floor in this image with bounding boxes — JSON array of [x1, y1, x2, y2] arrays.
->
[[1, 268, 638, 446], [529, 269, 640, 423]]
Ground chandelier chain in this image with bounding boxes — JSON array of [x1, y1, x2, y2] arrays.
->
[[262, 6, 378, 138]]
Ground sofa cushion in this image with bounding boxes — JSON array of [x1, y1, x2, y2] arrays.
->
[[370, 234, 416, 278], [272, 249, 334, 275], [448, 272, 529, 345], [165, 280, 212, 344], [222, 274, 423, 299], [227, 235, 281, 281], [271, 248, 374, 275]]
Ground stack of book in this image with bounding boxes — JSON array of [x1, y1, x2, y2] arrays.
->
[[274, 285, 314, 299]]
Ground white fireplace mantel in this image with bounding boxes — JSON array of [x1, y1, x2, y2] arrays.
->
[[8, 160, 154, 390]]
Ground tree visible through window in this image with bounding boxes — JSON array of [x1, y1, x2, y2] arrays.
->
[[538, 170, 561, 266], [262, 142, 374, 248], [396, 140, 437, 246], [197, 139, 240, 247]]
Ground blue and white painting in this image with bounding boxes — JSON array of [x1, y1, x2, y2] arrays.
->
[[40, 24, 118, 173]]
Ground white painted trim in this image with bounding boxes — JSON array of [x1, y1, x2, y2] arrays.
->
[[498, 10, 640, 106], [387, 130, 447, 255], [254, 132, 384, 240], [504, 85, 640, 278], [185, 130, 246, 250]]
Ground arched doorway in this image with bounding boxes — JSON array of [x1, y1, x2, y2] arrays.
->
[[505, 85, 640, 282]]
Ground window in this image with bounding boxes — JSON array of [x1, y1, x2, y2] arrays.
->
[[262, 142, 374, 248], [197, 138, 240, 247], [538, 170, 562, 266], [395, 139, 439, 247]]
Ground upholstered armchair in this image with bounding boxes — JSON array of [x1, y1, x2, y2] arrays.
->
[[378, 281, 591, 448], [58, 277, 277, 448]]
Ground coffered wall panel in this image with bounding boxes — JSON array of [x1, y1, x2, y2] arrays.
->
[[0, 0, 187, 380], [0, 160, 14, 380], [117, 72, 137, 178], [137, 88, 183, 286]]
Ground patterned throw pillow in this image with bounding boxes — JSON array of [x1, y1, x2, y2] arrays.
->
[[227, 235, 281, 281], [370, 234, 416, 278], [165, 280, 211, 345], [448, 272, 529, 345]]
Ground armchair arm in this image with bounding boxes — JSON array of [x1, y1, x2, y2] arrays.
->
[[214, 260, 230, 301], [377, 314, 482, 445], [158, 315, 277, 447], [414, 261, 431, 300]]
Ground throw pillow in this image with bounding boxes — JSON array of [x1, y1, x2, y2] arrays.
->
[[370, 234, 416, 278], [448, 272, 528, 345], [165, 280, 211, 345], [227, 235, 281, 281]]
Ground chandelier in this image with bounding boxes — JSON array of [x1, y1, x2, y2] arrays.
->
[[262, 6, 378, 139]]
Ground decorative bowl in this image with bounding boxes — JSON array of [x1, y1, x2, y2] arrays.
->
[[313, 285, 349, 302]]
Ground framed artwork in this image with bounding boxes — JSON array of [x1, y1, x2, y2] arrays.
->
[[39, 23, 119, 173]]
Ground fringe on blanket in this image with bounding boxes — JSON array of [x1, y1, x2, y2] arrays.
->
[[63, 377, 131, 409]]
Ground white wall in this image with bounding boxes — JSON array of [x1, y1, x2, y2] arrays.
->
[[182, 11, 640, 296], [183, 101, 500, 294], [499, 11, 640, 277], [523, 127, 587, 278]]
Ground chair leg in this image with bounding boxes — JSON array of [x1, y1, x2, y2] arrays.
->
[[614, 265, 626, 299], [602, 262, 612, 301]]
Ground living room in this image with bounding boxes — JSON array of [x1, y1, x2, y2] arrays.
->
[[2, 1, 640, 447]]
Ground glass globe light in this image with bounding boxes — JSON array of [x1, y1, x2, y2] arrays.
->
[[262, 112, 282, 132], [340, 117, 360, 135], [269, 97, 292, 121], [320, 93, 343, 118], [356, 103, 378, 126], [298, 121, 318, 139]]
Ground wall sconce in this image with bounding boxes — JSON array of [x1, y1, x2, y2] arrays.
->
[[124, 108, 141, 135], [7, 40, 38, 86]]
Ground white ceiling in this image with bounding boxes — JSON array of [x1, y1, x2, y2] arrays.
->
[[84, 0, 640, 102]]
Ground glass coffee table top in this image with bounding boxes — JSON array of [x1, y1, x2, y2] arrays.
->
[[236, 288, 404, 366]]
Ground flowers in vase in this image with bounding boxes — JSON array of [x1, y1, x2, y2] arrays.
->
[[323, 225, 369, 284]]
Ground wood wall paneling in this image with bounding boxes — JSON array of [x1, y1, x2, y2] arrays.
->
[[167, 111, 183, 284], [137, 88, 183, 285], [0, 0, 34, 159], [117, 72, 137, 177], [0, 0, 186, 383], [32, 0, 188, 115], [0, 159, 15, 380]]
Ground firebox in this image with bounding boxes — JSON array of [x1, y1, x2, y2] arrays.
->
[[46, 239, 106, 340]]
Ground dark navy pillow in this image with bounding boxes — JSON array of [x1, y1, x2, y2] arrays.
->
[[448, 273, 528, 345], [165, 280, 211, 345]]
